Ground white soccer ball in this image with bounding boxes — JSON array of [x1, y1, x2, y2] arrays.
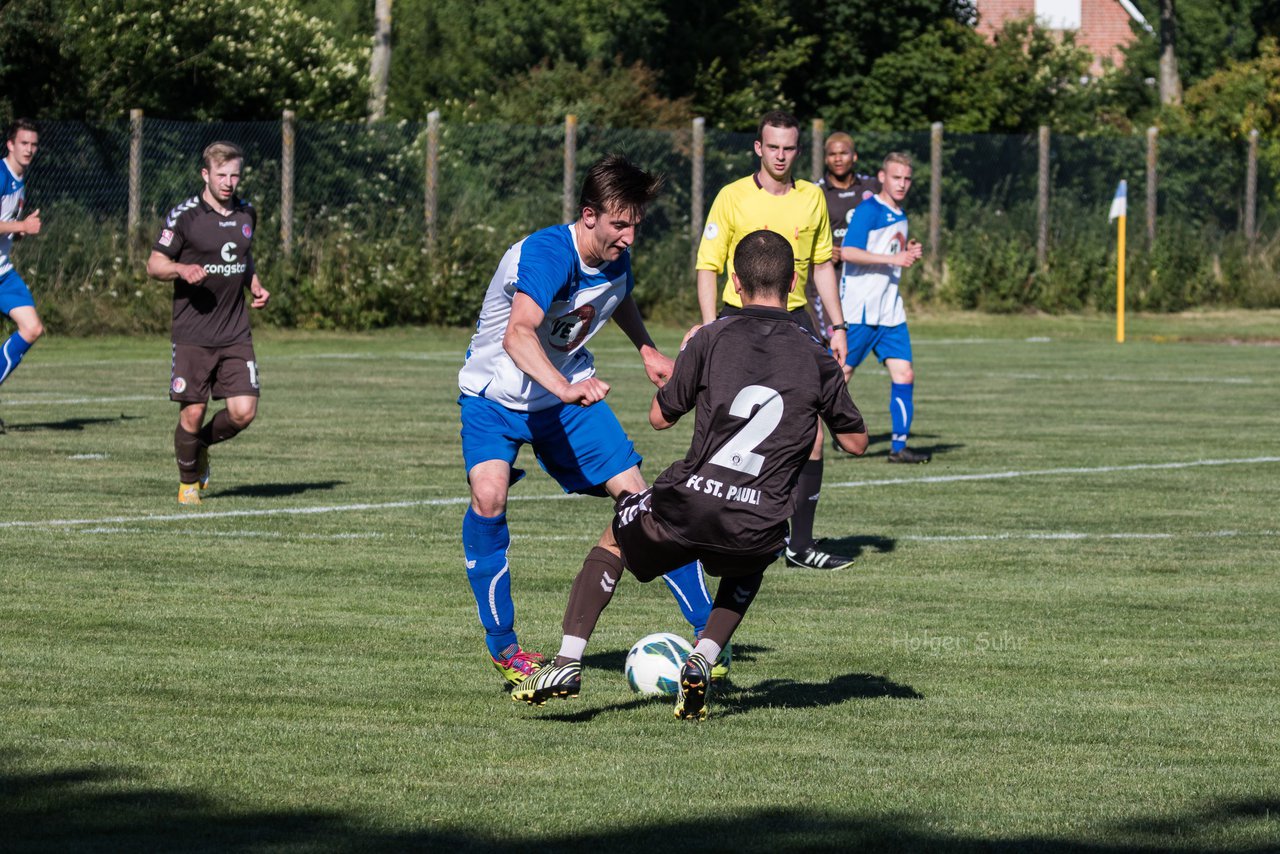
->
[[625, 632, 693, 696]]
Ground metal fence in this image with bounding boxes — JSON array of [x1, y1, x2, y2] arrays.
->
[[26, 113, 1272, 267]]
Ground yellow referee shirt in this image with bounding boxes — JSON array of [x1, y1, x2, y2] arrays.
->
[[695, 174, 833, 313]]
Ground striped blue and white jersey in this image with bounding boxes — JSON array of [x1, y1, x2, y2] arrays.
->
[[0, 160, 26, 276], [459, 224, 634, 412], [839, 194, 909, 327]]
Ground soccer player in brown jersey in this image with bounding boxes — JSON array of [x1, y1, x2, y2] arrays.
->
[[812, 132, 880, 345], [513, 230, 868, 720], [146, 142, 270, 505]]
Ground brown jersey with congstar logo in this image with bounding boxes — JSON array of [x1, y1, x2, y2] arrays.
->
[[152, 194, 257, 346]]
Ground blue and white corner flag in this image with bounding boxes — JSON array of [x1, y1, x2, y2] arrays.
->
[[1108, 180, 1128, 221]]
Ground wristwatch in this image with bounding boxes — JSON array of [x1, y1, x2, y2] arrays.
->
[[829, 322, 848, 333]]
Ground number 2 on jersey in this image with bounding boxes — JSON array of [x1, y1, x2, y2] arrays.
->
[[708, 384, 782, 477]]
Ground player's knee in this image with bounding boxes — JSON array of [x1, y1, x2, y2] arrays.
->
[[228, 409, 255, 430], [19, 318, 43, 342], [469, 483, 508, 517]]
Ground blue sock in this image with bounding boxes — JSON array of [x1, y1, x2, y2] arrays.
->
[[662, 561, 711, 636], [890, 382, 914, 453], [462, 507, 517, 658], [0, 331, 32, 387]]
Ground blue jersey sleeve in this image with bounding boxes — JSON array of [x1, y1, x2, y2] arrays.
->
[[512, 228, 574, 313], [845, 200, 878, 251]]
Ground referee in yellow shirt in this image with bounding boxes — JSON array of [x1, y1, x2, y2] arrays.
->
[[695, 110, 855, 571]]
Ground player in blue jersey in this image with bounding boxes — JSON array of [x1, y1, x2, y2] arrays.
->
[[458, 154, 715, 688], [0, 119, 45, 423], [838, 152, 930, 464]]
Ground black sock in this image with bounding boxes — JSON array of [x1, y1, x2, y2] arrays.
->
[[174, 425, 201, 482], [197, 409, 244, 447], [701, 571, 765, 649], [789, 458, 824, 551]]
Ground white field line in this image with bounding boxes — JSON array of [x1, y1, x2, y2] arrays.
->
[[826, 456, 1280, 489], [0, 394, 157, 407], [512, 529, 1280, 544], [977, 372, 1259, 385], [2, 456, 1276, 533], [73, 527, 382, 540]]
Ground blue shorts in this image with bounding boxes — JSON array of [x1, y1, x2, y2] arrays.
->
[[0, 268, 35, 315], [459, 394, 642, 497], [845, 322, 913, 368]]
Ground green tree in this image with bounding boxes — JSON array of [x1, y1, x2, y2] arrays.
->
[[0, 0, 74, 123], [64, 0, 368, 120], [467, 59, 693, 129]]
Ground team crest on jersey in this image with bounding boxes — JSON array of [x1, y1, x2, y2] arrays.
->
[[171, 376, 187, 394], [547, 305, 596, 352], [703, 222, 719, 240], [159, 229, 174, 247], [242, 223, 252, 239]]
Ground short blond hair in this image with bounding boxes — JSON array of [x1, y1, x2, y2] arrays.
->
[[882, 151, 912, 172], [202, 141, 244, 170]]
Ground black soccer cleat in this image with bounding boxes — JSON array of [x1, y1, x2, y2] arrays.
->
[[887, 448, 931, 464], [674, 652, 711, 721], [785, 544, 855, 571]]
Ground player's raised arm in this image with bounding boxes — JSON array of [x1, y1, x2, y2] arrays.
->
[[503, 292, 609, 406]]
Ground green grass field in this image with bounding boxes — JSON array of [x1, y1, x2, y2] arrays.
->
[[2, 311, 1278, 852]]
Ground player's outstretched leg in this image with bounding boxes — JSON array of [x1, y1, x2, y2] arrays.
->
[[662, 561, 712, 636], [511, 660, 582, 706]]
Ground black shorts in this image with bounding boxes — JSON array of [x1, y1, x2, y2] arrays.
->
[[611, 489, 779, 582], [170, 340, 260, 403], [719, 304, 818, 338]]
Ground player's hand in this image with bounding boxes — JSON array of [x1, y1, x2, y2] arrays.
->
[[560, 377, 610, 406], [679, 323, 703, 353], [21, 209, 41, 236], [642, 347, 674, 388], [250, 279, 270, 308], [828, 327, 848, 366], [180, 263, 208, 284], [900, 240, 924, 268]]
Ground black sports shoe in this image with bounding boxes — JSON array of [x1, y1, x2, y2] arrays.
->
[[887, 448, 931, 464], [785, 544, 855, 571], [675, 652, 712, 721]]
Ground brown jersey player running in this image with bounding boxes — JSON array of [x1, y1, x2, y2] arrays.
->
[[146, 142, 270, 505], [512, 230, 868, 720]]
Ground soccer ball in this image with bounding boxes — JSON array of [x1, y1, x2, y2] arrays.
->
[[625, 632, 693, 696]]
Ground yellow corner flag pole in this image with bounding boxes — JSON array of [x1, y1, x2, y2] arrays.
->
[[1117, 213, 1126, 343], [1109, 180, 1128, 343]]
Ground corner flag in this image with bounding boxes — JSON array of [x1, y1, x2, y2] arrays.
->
[[1108, 180, 1128, 221], [1110, 180, 1127, 343]]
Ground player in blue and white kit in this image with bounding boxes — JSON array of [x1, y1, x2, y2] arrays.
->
[[837, 152, 931, 464], [0, 119, 45, 414], [458, 155, 714, 687]]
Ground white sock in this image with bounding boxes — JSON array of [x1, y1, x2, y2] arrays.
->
[[558, 635, 588, 661], [693, 638, 722, 663]]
